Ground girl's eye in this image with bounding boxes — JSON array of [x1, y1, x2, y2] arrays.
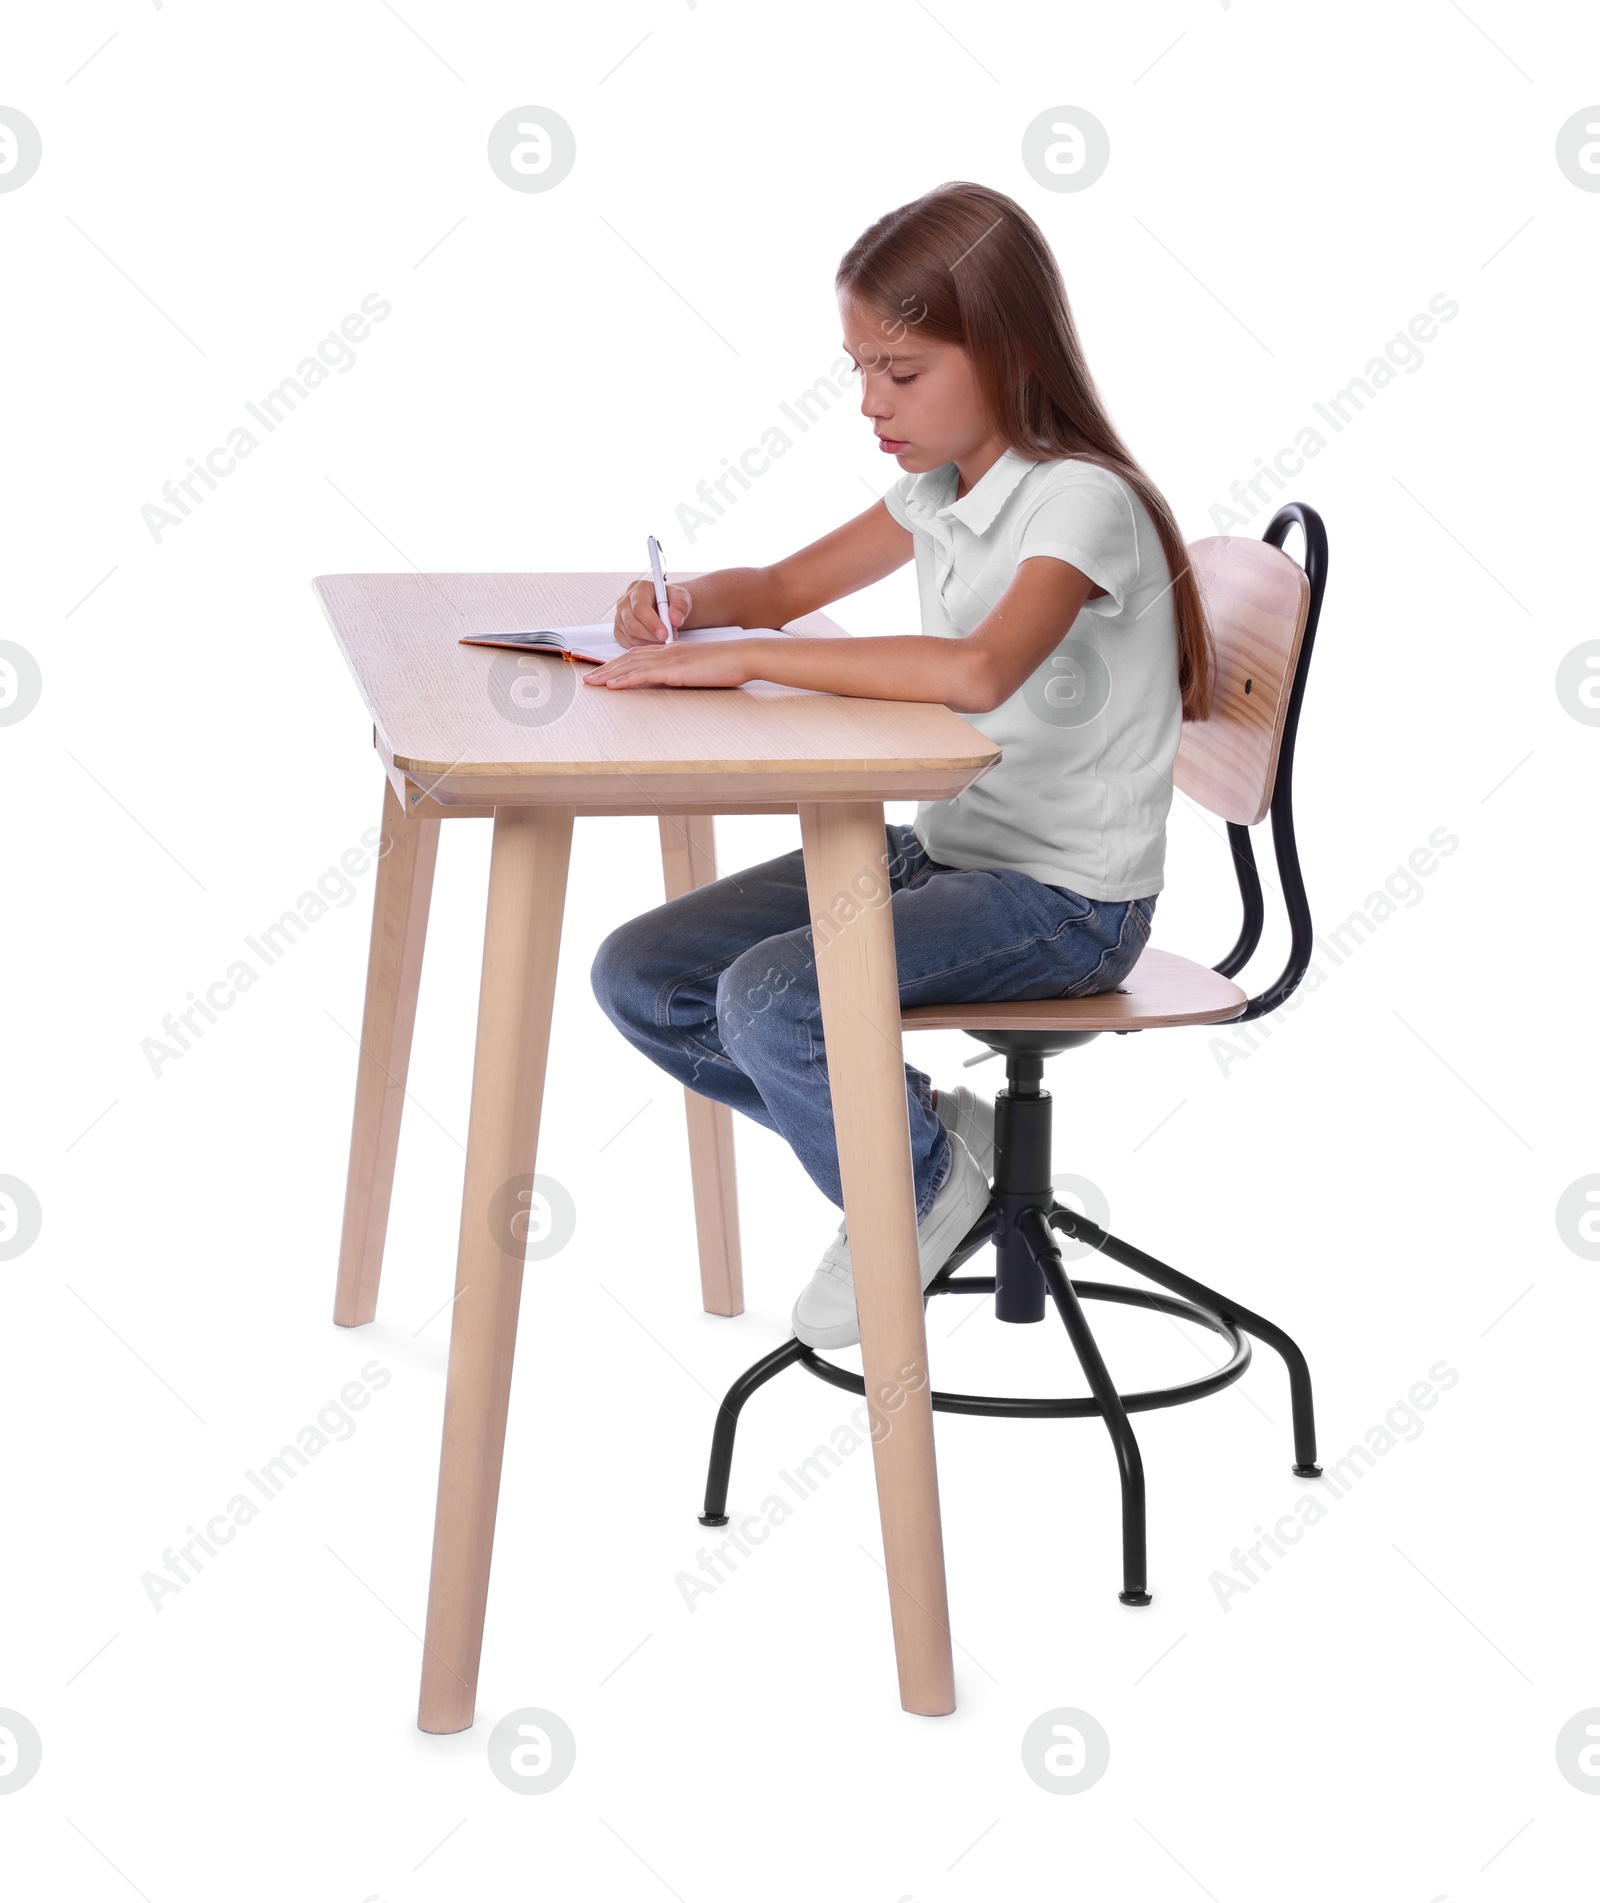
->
[[891, 373, 917, 386]]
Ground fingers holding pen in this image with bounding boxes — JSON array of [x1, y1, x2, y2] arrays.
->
[[613, 579, 693, 648]]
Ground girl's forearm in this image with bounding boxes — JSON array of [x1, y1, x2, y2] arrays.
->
[[678, 566, 788, 631], [739, 634, 990, 712]]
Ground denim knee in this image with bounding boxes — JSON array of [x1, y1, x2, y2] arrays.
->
[[589, 915, 653, 1033], [715, 936, 812, 1057]]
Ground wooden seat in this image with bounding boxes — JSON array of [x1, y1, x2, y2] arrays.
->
[[902, 523, 1316, 1046], [900, 946, 1245, 1035]]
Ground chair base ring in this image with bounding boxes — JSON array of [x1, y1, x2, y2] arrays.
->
[[793, 1278, 1251, 1419]]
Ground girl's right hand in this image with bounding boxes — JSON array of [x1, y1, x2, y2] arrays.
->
[[613, 578, 693, 648]]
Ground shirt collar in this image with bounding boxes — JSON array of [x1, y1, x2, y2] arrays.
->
[[905, 448, 1037, 537]]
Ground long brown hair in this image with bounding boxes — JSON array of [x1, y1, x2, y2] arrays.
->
[[837, 181, 1214, 722]]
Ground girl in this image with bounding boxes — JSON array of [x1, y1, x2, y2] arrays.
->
[[585, 181, 1214, 1352]]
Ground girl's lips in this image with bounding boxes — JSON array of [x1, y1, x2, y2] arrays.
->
[[878, 436, 908, 452]]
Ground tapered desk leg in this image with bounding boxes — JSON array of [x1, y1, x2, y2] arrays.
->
[[797, 800, 955, 1717], [418, 805, 574, 1734], [658, 814, 744, 1317], [335, 777, 441, 1327]]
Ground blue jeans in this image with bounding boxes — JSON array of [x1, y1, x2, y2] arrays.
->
[[589, 822, 1155, 1222]]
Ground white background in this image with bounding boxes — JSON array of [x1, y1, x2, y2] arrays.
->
[[3, 2, 1597, 1896]]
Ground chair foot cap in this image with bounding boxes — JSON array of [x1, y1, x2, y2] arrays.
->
[[698, 1512, 730, 1528], [1292, 1463, 1322, 1479], [1118, 1589, 1152, 1607]]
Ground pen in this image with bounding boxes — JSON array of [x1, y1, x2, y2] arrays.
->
[[647, 534, 674, 644]]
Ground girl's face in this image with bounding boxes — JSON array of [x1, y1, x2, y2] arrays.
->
[[838, 293, 1004, 479]]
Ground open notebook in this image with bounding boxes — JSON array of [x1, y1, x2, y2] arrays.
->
[[459, 622, 780, 665]]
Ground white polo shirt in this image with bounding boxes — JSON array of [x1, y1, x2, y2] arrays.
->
[[883, 447, 1181, 901]]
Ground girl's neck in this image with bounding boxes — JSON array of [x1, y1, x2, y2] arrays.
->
[[952, 436, 1012, 500]]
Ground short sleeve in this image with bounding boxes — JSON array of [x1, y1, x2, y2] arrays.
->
[[1009, 465, 1142, 613], [882, 472, 917, 532]]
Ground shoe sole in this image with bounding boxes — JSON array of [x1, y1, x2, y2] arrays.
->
[[941, 1088, 995, 1179]]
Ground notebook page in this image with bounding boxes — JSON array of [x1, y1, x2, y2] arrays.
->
[[471, 622, 785, 664]]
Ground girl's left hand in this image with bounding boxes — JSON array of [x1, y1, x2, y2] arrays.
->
[[582, 640, 752, 691]]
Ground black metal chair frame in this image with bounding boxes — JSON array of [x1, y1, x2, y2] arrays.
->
[[698, 503, 1330, 1607]]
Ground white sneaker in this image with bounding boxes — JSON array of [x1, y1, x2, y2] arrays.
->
[[934, 1084, 995, 1179], [791, 1132, 992, 1351]]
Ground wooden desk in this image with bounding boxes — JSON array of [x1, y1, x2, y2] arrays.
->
[[315, 571, 1002, 1727]]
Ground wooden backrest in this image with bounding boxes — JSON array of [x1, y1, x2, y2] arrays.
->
[[1173, 536, 1313, 826]]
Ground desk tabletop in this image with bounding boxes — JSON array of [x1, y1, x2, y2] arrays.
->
[[315, 571, 1001, 812]]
